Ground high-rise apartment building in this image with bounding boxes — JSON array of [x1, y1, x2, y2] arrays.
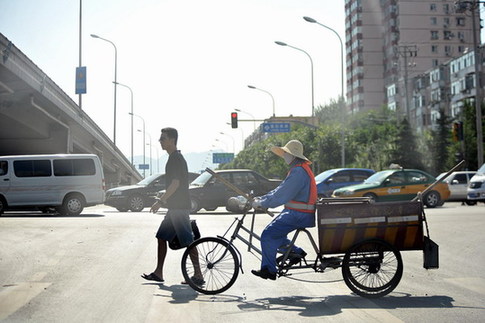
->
[[345, 0, 480, 126]]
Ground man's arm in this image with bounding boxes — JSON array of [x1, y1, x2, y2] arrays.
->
[[150, 179, 180, 213]]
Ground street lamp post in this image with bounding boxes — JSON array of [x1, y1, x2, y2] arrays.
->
[[220, 132, 235, 153], [215, 139, 229, 152], [226, 122, 245, 149], [235, 108, 256, 130], [91, 34, 118, 146], [114, 82, 134, 165], [146, 133, 152, 176], [130, 113, 145, 177], [247, 85, 276, 117], [275, 41, 314, 117], [303, 17, 344, 102], [303, 16, 346, 167]]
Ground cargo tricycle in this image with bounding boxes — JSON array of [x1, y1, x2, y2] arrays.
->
[[181, 194, 439, 298]]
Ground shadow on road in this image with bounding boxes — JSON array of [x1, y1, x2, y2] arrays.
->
[[232, 293, 474, 317], [154, 283, 199, 304], [0, 211, 104, 218], [154, 287, 485, 318]]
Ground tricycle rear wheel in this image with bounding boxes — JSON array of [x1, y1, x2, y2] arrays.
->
[[342, 239, 403, 298]]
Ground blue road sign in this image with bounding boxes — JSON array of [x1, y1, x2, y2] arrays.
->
[[75, 66, 87, 94], [261, 122, 291, 133], [139, 164, 149, 170], [213, 153, 234, 164]]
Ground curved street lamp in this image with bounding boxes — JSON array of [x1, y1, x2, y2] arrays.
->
[[131, 112, 146, 177], [91, 34, 118, 146], [248, 85, 276, 117], [275, 41, 314, 117], [303, 16, 347, 168], [114, 82, 134, 165], [303, 16, 344, 101]]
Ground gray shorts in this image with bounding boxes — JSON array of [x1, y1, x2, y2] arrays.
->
[[156, 209, 193, 247]]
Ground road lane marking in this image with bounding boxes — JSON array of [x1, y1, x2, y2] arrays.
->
[[0, 282, 51, 320]]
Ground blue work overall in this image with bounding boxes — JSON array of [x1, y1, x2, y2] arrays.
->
[[258, 161, 317, 274]]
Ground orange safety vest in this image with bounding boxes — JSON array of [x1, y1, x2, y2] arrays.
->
[[284, 162, 317, 213]]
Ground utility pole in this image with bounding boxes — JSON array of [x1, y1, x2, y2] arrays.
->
[[397, 45, 418, 122]]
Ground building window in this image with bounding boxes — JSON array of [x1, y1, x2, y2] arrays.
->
[[431, 45, 438, 53], [444, 31, 453, 40], [456, 17, 465, 26], [432, 59, 439, 67], [443, 4, 450, 14], [430, 3, 437, 11], [431, 31, 439, 40], [458, 46, 465, 53], [430, 17, 437, 25], [445, 46, 452, 55]]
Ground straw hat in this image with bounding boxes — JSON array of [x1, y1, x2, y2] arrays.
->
[[271, 140, 311, 164]]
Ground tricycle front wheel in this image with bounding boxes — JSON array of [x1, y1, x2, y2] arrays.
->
[[342, 239, 403, 298], [181, 237, 239, 295]]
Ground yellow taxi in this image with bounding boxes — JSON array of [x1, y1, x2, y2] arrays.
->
[[332, 168, 450, 208]]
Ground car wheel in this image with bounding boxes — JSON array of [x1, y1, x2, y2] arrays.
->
[[190, 198, 201, 214], [465, 200, 477, 206], [363, 193, 378, 203], [57, 194, 85, 216], [116, 207, 129, 212], [424, 191, 440, 208], [129, 195, 145, 212], [0, 197, 6, 215]]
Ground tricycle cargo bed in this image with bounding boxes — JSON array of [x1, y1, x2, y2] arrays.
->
[[317, 198, 424, 254]]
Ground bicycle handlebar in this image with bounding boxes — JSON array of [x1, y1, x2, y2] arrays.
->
[[205, 168, 275, 217]]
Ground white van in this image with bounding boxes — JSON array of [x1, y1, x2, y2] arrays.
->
[[0, 154, 105, 215], [467, 163, 485, 203]]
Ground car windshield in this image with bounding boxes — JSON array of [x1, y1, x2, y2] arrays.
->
[[477, 163, 485, 174], [137, 173, 161, 186], [190, 171, 212, 186], [315, 169, 337, 183], [436, 173, 447, 181], [363, 170, 395, 184]]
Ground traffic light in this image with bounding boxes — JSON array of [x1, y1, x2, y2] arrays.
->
[[452, 122, 459, 142], [457, 121, 464, 141], [452, 122, 464, 142], [231, 112, 238, 128]]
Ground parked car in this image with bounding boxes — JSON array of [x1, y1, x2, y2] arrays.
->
[[332, 168, 450, 208], [187, 169, 281, 213], [315, 168, 375, 197], [468, 163, 485, 203], [0, 154, 105, 216], [105, 172, 199, 212], [437, 171, 476, 205]]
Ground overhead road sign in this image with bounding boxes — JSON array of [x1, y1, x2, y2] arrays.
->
[[213, 153, 234, 164], [261, 122, 291, 133]]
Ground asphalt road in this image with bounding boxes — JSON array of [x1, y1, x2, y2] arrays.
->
[[0, 202, 484, 322]]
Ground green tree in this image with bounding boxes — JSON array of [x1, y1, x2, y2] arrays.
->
[[429, 108, 453, 174], [390, 118, 425, 170]]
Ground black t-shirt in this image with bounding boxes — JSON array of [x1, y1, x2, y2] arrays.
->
[[165, 150, 190, 209]]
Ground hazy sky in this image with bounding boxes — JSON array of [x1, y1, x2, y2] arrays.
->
[[0, 0, 346, 167]]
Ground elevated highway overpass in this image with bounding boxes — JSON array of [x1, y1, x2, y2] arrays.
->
[[0, 33, 142, 187]]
